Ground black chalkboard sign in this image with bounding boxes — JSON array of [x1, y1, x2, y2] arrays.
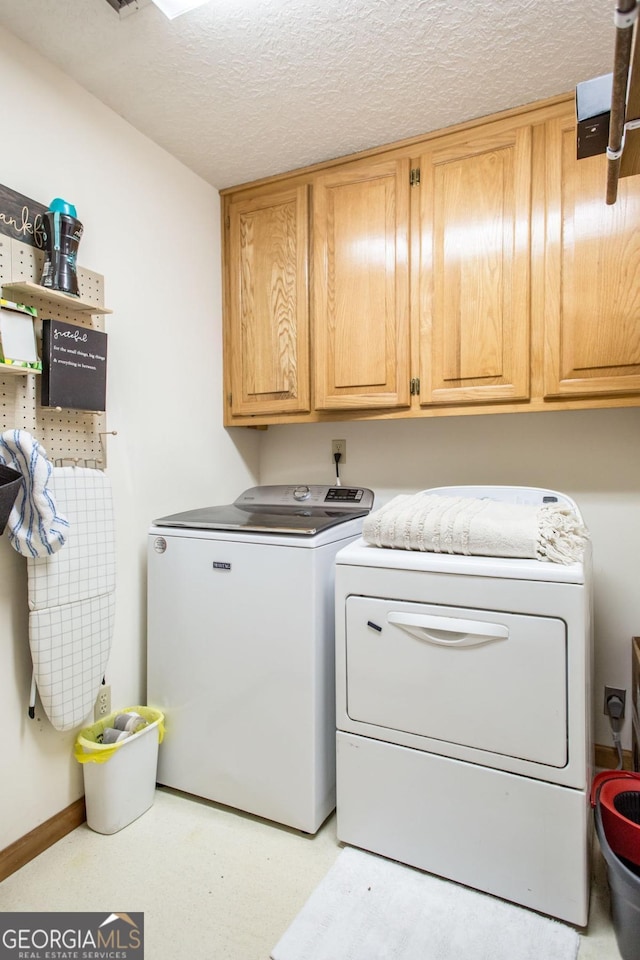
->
[[0, 183, 47, 249], [41, 320, 107, 412]]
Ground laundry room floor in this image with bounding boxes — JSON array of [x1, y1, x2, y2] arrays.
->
[[0, 788, 623, 959]]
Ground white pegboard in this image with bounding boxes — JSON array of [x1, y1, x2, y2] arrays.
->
[[0, 237, 110, 468], [9, 240, 45, 286]]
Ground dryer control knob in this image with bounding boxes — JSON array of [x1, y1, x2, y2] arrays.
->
[[293, 485, 311, 501]]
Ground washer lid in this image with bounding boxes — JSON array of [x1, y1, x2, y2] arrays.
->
[[153, 484, 375, 536]]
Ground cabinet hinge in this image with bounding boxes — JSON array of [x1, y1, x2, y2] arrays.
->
[[410, 377, 420, 396], [410, 168, 421, 187], [225, 216, 230, 228], [227, 392, 232, 405]]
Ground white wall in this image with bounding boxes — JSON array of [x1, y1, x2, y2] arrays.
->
[[0, 27, 260, 849], [259, 408, 640, 751]]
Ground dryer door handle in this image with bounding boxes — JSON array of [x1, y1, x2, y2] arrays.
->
[[386, 612, 508, 647]]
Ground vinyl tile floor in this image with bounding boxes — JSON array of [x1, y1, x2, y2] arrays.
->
[[0, 787, 624, 959]]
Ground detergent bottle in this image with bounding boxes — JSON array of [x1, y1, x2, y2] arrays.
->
[[40, 198, 84, 297]]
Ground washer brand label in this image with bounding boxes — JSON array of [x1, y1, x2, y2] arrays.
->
[[212, 561, 231, 570], [0, 912, 144, 959]]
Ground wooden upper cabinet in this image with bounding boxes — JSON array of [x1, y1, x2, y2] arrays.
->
[[418, 122, 532, 405], [544, 113, 640, 398], [226, 186, 310, 417], [312, 158, 411, 410], [221, 94, 640, 426]]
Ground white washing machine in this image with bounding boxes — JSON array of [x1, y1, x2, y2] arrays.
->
[[147, 484, 374, 834], [335, 485, 592, 926]]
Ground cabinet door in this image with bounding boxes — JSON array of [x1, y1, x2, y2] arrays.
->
[[543, 113, 640, 397], [312, 159, 410, 410], [418, 124, 531, 404], [226, 186, 309, 417]]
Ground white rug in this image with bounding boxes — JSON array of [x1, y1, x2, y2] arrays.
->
[[271, 847, 580, 960]]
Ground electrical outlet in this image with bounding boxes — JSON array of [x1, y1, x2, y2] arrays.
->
[[331, 439, 346, 464], [603, 685, 626, 719], [94, 684, 111, 721]]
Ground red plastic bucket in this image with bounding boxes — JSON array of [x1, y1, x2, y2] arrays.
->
[[591, 771, 640, 867]]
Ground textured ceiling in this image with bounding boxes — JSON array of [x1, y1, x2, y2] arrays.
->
[[0, 0, 615, 190]]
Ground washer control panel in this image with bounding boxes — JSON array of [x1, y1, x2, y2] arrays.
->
[[234, 484, 374, 512]]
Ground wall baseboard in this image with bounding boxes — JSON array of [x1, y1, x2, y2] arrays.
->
[[0, 798, 86, 883], [594, 742, 634, 772]]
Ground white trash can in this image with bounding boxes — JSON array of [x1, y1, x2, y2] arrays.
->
[[74, 705, 165, 835]]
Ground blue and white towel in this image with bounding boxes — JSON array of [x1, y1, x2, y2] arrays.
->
[[0, 429, 68, 557]]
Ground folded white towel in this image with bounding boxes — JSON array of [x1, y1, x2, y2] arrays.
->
[[362, 493, 589, 565], [0, 429, 69, 558]]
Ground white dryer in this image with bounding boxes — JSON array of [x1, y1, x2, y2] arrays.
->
[[335, 486, 592, 926]]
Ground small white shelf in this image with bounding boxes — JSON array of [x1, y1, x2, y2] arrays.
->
[[0, 362, 41, 376], [2, 281, 112, 315]]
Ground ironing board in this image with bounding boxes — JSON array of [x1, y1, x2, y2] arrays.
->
[[27, 467, 115, 731]]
